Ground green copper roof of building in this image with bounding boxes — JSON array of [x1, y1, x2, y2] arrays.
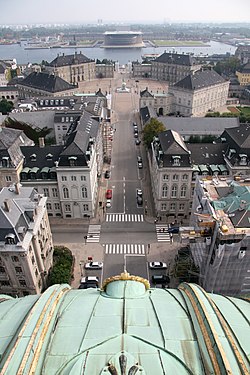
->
[[0, 274, 249, 375]]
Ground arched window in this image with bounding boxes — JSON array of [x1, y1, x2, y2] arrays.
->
[[63, 187, 69, 199], [162, 184, 168, 198], [180, 185, 187, 197], [171, 185, 178, 198], [81, 186, 87, 198]]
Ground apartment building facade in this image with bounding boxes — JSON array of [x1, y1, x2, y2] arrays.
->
[[0, 185, 53, 297]]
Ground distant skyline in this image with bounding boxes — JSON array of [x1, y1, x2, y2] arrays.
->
[[0, 0, 250, 25]]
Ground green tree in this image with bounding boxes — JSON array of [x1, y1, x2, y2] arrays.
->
[[142, 118, 166, 148], [48, 246, 73, 285], [0, 99, 14, 114]]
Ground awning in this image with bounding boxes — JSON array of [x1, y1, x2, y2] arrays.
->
[[22, 167, 30, 173], [192, 165, 200, 172], [41, 167, 50, 173], [218, 164, 228, 172], [210, 164, 219, 172], [30, 167, 39, 174], [199, 164, 209, 172]]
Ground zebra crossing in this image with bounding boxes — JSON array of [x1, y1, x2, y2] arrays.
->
[[104, 243, 146, 255], [86, 224, 101, 243], [156, 224, 171, 242], [105, 213, 144, 222]]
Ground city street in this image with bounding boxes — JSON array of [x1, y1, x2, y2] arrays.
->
[[51, 71, 180, 289]]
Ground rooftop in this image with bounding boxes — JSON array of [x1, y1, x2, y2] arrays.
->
[[0, 274, 249, 374]]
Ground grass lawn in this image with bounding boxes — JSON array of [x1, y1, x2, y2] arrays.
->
[[237, 106, 250, 116], [153, 40, 208, 46]]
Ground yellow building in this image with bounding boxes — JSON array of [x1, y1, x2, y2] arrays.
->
[[236, 62, 250, 86]]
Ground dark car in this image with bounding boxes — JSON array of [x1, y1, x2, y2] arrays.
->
[[168, 226, 180, 234], [104, 170, 110, 179], [78, 282, 98, 289], [135, 139, 141, 145], [137, 195, 143, 206], [151, 275, 170, 285]]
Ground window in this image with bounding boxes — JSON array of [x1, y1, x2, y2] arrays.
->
[[15, 266, 23, 274], [83, 204, 89, 211], [71, 176, 76, 181], [182, 174, 188, 181], [191, 187, 195, 196], [161, 203, 167, 211], [173, 157, 180, 166], [65, 204, 71, 212], [81, 175, 86, 181], [5, 176, 12, 182], [62, 125, 67, 131], [43, 188, 49, 197], [61, 176, 67, 181], [162, 185, 168, 198], [170, 203, 176, 211], [180, 185, 187, 198], [63, 187, 69, 199], [11, 256, 19, 262], [171, 185, 178, 198], [54, 203, 60, 210], [163, 174, 169, 181], [179, 203, 185, 211], [0, 280, 10, 286], [46, 203, 52, 210], [82, 187, 88, 198], [173, 174, 179, 181], [31, 256, 35, 265], [19, 280, 27, 287], [0, 266, 5, 273], [61, 117, 65, 123], [52, 188, 58, 197]]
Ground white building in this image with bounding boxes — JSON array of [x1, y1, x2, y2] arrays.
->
[[169, 69, 229, 117], [0, 185, 53, 297]]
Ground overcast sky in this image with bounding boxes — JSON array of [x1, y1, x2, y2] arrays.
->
[[0, 0, 249, 25]]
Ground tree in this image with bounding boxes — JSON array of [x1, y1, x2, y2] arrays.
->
[[48, 246, 73, 285], [0, 99, 14, 115], [142, 118, 166, 148]]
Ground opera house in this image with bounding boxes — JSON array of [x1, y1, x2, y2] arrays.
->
[[0, 272, 249, 374], [102, 31, 144, 48]]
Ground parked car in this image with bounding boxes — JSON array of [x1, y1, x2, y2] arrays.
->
[[134, 132, 138, 138], [104, 170, 110, 179], [81, 276, 99, 284], [106, 189, 112, 199], [136, 189, 142, 197], [151, 275, 170, 285], [168, 226, 179, 234], [78, 282, 98, 289], [135, 139, 141, 145], [133, 122, 137, 126], [133, 127, 138, 133], [137, 196, 143, 206], [137, 156, 142, 162], [84, 262, 103, 270], [106, 199, 111, 208], [149, 261, 167, 269], [79, 275, 99, 289], [138, 161, 143, 169]]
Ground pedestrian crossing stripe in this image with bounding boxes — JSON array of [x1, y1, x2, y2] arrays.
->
[[86, 224, 101, 243], [155, 224, 171, 242], [106, 213, 144, 222], [103, 243, 145, 255]]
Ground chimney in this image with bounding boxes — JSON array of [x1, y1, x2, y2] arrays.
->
[[15, 182, 20, 195], [39, 137, 45, 148], [3, 199, 10, 212]]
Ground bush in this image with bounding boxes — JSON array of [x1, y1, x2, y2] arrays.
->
[[48, 246, 73, 285]]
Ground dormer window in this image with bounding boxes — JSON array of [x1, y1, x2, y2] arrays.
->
[[239, 154, 247, 166], [46, 153, 53, 160], [5, 233, 16, 245], [30, 153, 36, 162], [1, 156, 9, 168], [68, 156, 77, 166], [228, 149, 236, 159], [172, 156, 181, 166]]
